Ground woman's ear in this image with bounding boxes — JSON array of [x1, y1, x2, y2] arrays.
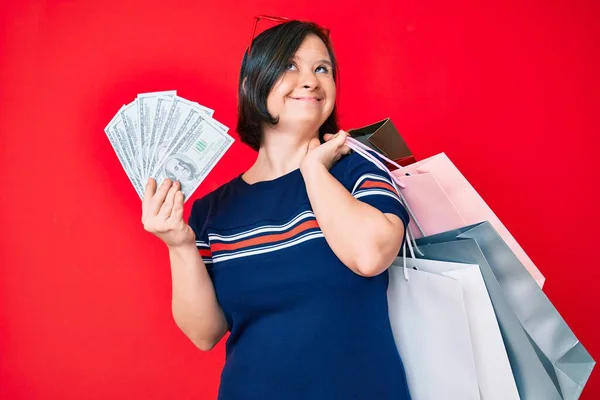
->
[[242, 77, 247, 95]]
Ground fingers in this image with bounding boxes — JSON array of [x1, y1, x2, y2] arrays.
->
[[340, 144, 352, 155], [145, 178, 157, 197], [167, 190, 185, 223], [305, 131, 350, 168], [141, 178, 156, 226], [335, 130, 348, 143], [326, 130, 350, 157], [149, 178, 173, 215], [142, 178, 157, 207], [324, 130, 348, 143], [335, 130, 351, 155], [158, 181, 179, 220]]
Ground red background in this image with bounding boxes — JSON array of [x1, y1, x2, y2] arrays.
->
[[1, 0, 599, 398]]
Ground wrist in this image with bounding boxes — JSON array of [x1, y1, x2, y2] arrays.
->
[[300, 160, 327, 180], [167, 241, 198, 256]]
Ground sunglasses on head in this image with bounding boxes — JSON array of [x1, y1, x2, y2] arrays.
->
[[247, 15, 330, 55]]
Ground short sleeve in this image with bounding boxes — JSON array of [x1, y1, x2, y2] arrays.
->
[[188, 191, 233, 331], [343, 152, 410, 228], [188, 196, 214, 266]]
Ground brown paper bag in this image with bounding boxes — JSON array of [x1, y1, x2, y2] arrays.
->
[[348, 118, 416, 166]]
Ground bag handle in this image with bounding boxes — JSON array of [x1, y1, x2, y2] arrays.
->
[[346, 137, 406, 176], [346, 136, 427, 238]]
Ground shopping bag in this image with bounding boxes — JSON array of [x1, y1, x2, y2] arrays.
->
[[345, 137, 545, 287], [387, 258, 481, 400], [415, 222, 596, 400], [412, 238, 565, 399], [395, 152, 545, 287], [392, 171, 466, 238], [348, 118, 416, 167], [388, 256, 519, 400], [345, 136, 595, 398]]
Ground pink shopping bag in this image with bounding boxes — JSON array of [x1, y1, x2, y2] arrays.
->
[[346, 137, 545, 288]]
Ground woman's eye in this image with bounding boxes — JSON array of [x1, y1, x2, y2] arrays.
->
[[286, 63, 297, 70], [316, 65, 330, 73]]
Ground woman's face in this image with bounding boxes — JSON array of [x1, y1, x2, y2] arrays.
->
[[266, 34, 336, 132]]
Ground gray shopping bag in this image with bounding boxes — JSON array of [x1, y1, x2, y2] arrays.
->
[[415, 223, 595, 400]]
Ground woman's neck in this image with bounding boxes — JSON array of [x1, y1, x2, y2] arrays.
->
[[244, 126, 319, 183]]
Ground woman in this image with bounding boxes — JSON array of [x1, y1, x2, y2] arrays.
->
[[142, 20, 411, 400]]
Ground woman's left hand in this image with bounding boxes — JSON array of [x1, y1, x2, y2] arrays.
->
[[301, 130, 352, 172]]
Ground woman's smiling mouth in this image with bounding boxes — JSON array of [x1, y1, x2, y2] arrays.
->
[[289, 96, 322, 102]]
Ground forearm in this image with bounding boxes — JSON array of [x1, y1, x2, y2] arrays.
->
[[168, 243, 227, 350], [301, 164, 404, 277]]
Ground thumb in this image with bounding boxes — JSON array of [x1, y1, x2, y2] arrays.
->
[[333, 130, 348, 146]]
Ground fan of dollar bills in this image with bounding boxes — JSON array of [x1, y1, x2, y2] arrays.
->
[[104, 90, 234, 202]]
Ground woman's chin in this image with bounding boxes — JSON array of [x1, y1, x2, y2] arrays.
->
[[281, 113, 328, 128]]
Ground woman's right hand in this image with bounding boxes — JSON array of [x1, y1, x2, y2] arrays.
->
[[142, 178, 196, 249]]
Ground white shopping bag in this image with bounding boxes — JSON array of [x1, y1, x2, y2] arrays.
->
[[388, 257, 519, 400]]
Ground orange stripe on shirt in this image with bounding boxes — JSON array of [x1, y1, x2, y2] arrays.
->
[[211, 219, 320, 252], [359, 180, 398, 194], [198, 249, 212, 258]]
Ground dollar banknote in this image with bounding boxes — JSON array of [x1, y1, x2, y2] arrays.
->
[[147, 96, 214, 179], [137, 90, 176, 180], [119, 100, 142, 180], [105, 92, 233, 202], [153, 115, 234, 201], [104, 106, 145, 198]]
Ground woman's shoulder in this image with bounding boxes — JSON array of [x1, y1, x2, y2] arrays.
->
[[330, 150, 382, 182], [189, 175, 240, 220]]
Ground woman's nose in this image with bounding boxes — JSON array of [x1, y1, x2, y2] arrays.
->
[[299, 70, 319, 89]]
